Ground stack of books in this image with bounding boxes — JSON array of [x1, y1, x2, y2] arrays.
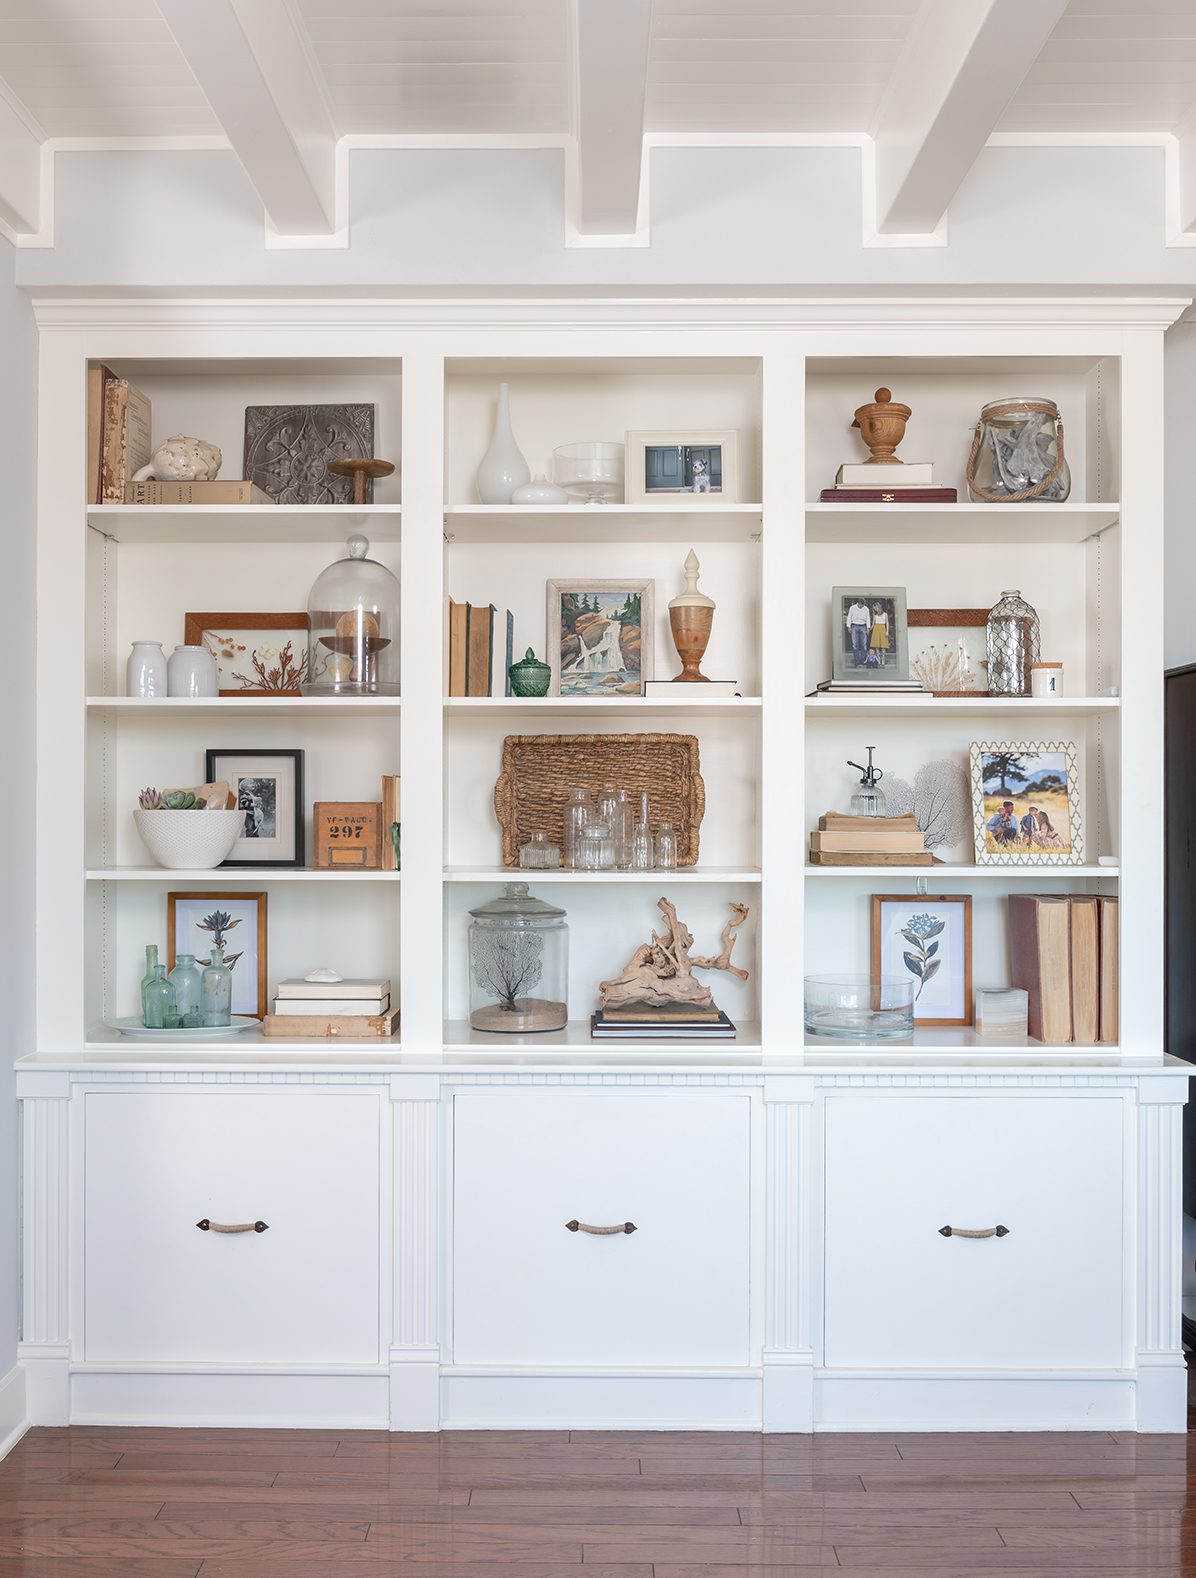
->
[[448, 599, 515, 697], [808, 811, 934, 867], [87, 364, 152, 504], [260, 976, 399, 1039], [819, 460, 957, 505], [815, 676, 927, 695], [591, 1002, 736, 1039], [1009, 894, 1118, 1044]]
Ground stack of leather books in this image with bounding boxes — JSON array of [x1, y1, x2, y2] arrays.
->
[[591, 1002, 736, 1039], [818, 460, 957, 504], [808, 810, 934, 867]]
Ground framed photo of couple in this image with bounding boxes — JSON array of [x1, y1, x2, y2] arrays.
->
[[970, 741, 1084, 865], [832, 586, 909, 681]]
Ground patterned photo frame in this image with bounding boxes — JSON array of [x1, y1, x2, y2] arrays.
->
[[970, 741, 1084, 866]]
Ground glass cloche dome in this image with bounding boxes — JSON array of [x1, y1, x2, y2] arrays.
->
[[301, 534, 400, 696]]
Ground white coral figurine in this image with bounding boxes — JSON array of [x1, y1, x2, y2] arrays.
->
[[132, 434, 222, 483]]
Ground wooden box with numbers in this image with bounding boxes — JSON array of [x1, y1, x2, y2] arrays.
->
[[313, 801, 382, 869]]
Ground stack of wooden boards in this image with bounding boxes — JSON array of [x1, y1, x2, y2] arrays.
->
[[809, 811, 933, 867], [1009, 893, 1118, 1044], [261, 976, 399, 1039], [448, 599, 515, 696]]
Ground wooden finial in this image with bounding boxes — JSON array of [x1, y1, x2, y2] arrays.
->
[[326, 456, 396, 504], [851, 387, 912, 464]]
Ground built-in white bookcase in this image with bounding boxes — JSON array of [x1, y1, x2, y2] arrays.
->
[[42, 310, 1166, 1061]]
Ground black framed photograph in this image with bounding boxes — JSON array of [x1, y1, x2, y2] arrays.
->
[[831, 585, 909, 682], [205, 749, 305, 867]]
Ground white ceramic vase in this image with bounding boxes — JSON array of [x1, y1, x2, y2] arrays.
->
[[511, 473, 570, 506], [167, 643, 218, 697], [476, 383, 530, 504], [126, 640, 168, 697]]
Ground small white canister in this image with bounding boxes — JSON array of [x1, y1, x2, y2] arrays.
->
[[167, 643, 218, 698], [1030, 661, 1064, 699]]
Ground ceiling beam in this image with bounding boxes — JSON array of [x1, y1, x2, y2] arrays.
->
[[155, 0, 338, 235], [571, 0, 653, 238], [870, 0, 1068, 236], [0, 79, 44, 237], [1177, 115, 1196, 236]]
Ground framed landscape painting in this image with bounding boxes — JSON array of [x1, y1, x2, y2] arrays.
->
[[546, 579, 654, 697], [970, 741, 1084, 865]]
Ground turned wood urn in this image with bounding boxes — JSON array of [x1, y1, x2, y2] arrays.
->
[[668, 549, 716, 682], [851, 386, 912, 464]]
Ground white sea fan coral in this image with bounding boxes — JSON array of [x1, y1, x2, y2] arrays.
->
[[885, 759, 970, 851]]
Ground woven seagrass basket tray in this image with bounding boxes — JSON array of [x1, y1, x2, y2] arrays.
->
[[494, 733, 705, 867]]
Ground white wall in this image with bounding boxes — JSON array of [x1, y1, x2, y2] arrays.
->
[[0, 237, 36, 1390], [1165, 317, 1196, 673]]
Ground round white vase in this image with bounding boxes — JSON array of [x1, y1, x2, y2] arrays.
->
[[167, 643, 218, 698], [476, 383, 530, 504], [511, 473, 570, 506], [127, 640, 168, 697]]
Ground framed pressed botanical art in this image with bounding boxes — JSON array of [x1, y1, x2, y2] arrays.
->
[[872, 893, 973, 1027], [970, 741, 1084, 865], [167, 891, 268, 1018], [184, 612, 308, 695]]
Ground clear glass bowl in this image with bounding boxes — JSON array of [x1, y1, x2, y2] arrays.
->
[[804, 974, 915, 1040], [552, 442, 625, 504]]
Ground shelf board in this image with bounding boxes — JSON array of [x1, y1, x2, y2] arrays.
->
[[805, 502, 1118, 545], [805, 1026, 1101, 1055], [444, 866, 761, 883], [443, 1019, 763, 1053], [86, 1023, 401, 1055], [443, 503, 763, 544], [87, 695, 401, 719], [445, 695, 761, 719], [805, 863, 1117, 879], [805, 695, 1119, 718], [86, 867, 401, 882], [88, 504, 402, 545]]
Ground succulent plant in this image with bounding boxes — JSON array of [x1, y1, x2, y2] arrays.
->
[[138, 787, 162, 810], [161, 790, 198, 810]]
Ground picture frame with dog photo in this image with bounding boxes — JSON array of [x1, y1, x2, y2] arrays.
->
[[625, 429, 739, 503]]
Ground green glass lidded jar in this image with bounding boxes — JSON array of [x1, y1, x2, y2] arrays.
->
[[508, 647, 551, 697]]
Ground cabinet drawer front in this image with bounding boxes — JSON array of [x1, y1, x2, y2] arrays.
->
[[452, 1092, 752, 1366], [84, 1092, 382, 1364], [823, 1095, 1126, 1369]]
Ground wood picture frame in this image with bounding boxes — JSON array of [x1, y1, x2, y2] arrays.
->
[[909, 607, 989, 697], [167, 890, 268, 1019], [184, 612, 309, 696], [546, 579, 654, 698], [871, 893, 973, 1027], [970, 740, 1085, 865], [205, 748, 305, 867], [624, 428, 740, 503]]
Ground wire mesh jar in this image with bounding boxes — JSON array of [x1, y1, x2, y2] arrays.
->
[[302, 533, 400, 696], [468, 883, 569, 1034], [966, 398, 1070, 503], [986, 589, 1041, 697]]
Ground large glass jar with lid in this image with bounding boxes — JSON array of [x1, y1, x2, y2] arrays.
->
[[966, 398, 1071, 503], [301, 533, 400, 696], [468, 882, 569, 1034]]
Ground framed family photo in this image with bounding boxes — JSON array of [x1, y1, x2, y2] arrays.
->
[[872, 893, 973, 1027], [970, 741, 1084, 865], [625, 430, 739, 504], [167, 891, 268, 1018], [831, 585, 909, 681], [205, 748, 305, 867], [547, 579, 654, 697]]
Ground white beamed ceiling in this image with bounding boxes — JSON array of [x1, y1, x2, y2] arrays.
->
[[0, 0, 1191, 143]]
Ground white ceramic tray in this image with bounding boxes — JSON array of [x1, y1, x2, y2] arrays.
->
[[105, 1017, 261, 1040]]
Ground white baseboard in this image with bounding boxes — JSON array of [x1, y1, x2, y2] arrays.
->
[[440, 1367, 762, 1429], [813, 1371, 1140, 1431], [0, 1365, 29, 1460], [68, 1367, 389, 1428]]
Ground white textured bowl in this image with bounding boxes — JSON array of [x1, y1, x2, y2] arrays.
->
[[133, 808, 244, 870]]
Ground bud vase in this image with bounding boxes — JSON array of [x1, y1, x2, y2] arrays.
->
[[476, 383, 530, 504]]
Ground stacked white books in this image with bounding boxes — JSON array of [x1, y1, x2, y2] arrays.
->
[[834, 461, 934, 487], [272, 977, 391, 1016]]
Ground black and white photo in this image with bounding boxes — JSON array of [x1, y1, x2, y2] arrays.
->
[[205, 749, 305, 867]]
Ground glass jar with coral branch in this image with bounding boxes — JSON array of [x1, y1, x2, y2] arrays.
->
[[468, 883, 569, 1034]]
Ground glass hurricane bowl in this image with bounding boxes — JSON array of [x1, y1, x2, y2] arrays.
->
[[552, 441, 625, 505], [804, 974, 915, 1041]]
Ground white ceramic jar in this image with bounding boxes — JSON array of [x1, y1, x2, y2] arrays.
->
[[1030, 661, 1064, 698], [126, 640, 168, 697], [167, 643, 218, 698]]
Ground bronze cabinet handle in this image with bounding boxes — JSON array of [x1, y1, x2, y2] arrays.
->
[[565, 1219, 637, 1236], [939, 1224, 1009, 1239], [196, 1219, 269, 1234]]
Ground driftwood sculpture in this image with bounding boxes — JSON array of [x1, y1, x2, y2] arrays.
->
[[598, 898, 750, 1010]]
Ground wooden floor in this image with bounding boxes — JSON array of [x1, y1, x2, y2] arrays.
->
[[2, 1426, 1196, 1575]]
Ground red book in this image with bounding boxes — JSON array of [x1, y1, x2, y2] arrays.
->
[[818, 486, 958, 503]]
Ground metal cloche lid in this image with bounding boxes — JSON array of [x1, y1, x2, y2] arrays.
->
[[469, 881, 566, 920]]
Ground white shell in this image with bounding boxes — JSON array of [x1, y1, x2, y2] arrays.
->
[[132, 434, 222, 483], [511, 473, 570, 506], [304, 967, 344, 983]]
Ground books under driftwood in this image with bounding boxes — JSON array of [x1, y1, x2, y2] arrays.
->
[[100, 377, 153, 504], [124, 480, 273, 505], [591, 1009, 736, 1039], [260, 1004, 400, 1039]]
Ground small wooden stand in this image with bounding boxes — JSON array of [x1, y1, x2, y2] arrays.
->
[[326, 456, 396, 504]]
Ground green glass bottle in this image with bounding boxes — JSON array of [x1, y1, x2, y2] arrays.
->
[[201, 942, 232, 1028], [142, 964, 178, 1030], [140, 944, 159, 1023], [168, 953, 204, 1029]]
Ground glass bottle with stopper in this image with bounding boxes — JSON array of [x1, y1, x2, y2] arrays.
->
[[302, 533, 400, 696], [847, 747, 887, 817]]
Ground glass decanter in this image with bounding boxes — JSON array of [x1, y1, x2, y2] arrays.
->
[[201, 942, 233, 1027]]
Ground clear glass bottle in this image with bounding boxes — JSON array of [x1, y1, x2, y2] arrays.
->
[[140, 944, 160, 1022], [847, 747, 887, 817], [630, 820, 653, 871], [519, 831, 561, 869], [302, 533, 401, 696], [655, 821, 678, 870], [966, 397, 1070, 503], [577, 821, 614, 871], [200, 941, 233, 1027], [142, 964, 178, 1031], [468, 882, 569, 1034], [562, 788, 593, 869], [986, 589, 1041, 697], [168, 952, 204, 1028], [610, 789, 634, 869]]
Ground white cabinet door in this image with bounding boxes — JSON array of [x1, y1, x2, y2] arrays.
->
[[452, 1091, 752, 1366], [84, 1091, 382, 1364], [823, 1095, 1127, 1369]]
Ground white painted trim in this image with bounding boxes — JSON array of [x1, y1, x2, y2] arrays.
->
[[859, 138, 948, 249], [0, 1367, 28, 1461], [0, 137, 53, 249], [264, 137, 349, 250]]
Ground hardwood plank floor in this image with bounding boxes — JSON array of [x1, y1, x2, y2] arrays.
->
[[1, 1427, 1196, 1575]]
